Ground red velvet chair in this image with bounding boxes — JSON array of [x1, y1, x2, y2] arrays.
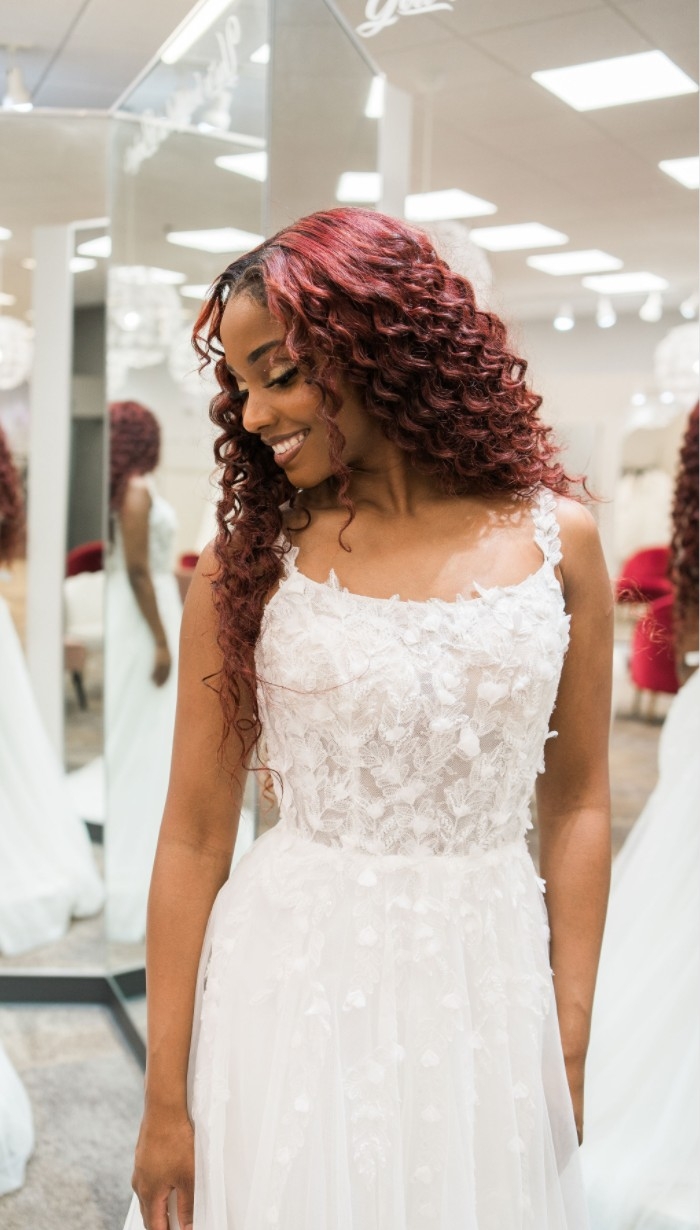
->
[[616, 546, 673, 604], [176, 551, 200, 603], [629, 593, 679, 716], [66, 540, 104, 577]]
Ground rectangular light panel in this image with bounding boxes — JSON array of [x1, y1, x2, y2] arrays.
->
[[77, 235, 111, 258], [181, 285, 212, 300], [215, 152, 268, 182], [250, 43, 270, 64], [582, 271, 669, 294], [532, 51, 698, 112], [336, 172, 382, 203], [404, 189, 497, 222], [365, 77, 385, 119], [659, 157, 699, 189], [527, 249, 623, 276], [166, 227, 265, 254], [469, 223, 568, 252]]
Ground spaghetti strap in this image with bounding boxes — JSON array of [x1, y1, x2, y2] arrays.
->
[[531, 487, 563, 568]]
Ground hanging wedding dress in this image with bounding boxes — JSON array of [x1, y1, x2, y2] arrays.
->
[[581, 670, 700, 1229], [0, 1040, 33, 1196], [0, 594, 104, 955], [125, 488, 588, 1229], [105, 479, 183, 943]]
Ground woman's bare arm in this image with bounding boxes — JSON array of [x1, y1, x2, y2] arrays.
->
[[535, 498, 613, 1143], [132, 542, 250, 1230], [119, 478, 171, 685]]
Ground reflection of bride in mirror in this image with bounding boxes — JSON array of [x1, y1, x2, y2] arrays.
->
[[105, 401, 182, 943], [0, 424, 104, 954], [582, 404, 699, 1227]]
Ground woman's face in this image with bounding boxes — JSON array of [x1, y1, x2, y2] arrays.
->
[[219, 292, 382, 489]]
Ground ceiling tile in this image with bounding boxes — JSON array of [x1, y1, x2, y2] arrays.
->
[[471, 8, 651, 75]]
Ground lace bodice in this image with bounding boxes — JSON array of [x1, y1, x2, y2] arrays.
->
[[112, 478, 178, 575], [256, 488, 570, 858]]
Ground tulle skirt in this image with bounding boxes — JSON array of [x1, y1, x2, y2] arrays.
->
[[0, 596, 104, 955], [0, 1041, 33, 1196], [104, 571, 182, 943], [125, 828, 588, 1229], [581, 672, 700, 1229]]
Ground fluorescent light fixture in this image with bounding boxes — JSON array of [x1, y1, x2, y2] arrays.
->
[[639, 291, 663, 322], [631, 392, 647, 406], [180, 284, 212, 299], [583, 271, 669, 294], [596, 296, 616, 328], [250, 42, 270, 64], [527, 249, 622, 276], [70, 257, 97, 273], [680, 292, 698, 320], [532, 51, 698, 112], [365, 77, 385, 119], [470, 223, 567, 252], [111, 265, 187, 285], [336, 172, 382, 203], [0, 292, 16, 307], [660, 390, 676, 405], [553, 303, 575, 332], [659, 156, 699, 189], [0, 226, 11, 240], [215, 151, 268, 181], [77, 235, 111, 258], [160, 0, 233, 65], [166, 227, 264, 253], [404, 188, 497, 222]]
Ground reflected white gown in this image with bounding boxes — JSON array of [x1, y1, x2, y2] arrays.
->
[[105, 480, 182, 943], [125, 489, 588, 1229], [0, 1040, 33, 1196], [0, 594, 104, 955], [581, 671, 700, 1229]]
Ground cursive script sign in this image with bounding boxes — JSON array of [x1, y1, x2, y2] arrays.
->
[[357, 0, 455, 39], [124, 13, 241, 174]]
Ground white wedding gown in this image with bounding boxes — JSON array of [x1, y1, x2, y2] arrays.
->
[[581, 670, 700, 1229], [125, 488, 588, 1229], [0, 1040, 33, 1195], [105, 480, 183, 943], [0, 594, 104, 955]]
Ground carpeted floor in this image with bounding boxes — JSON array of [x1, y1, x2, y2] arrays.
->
[[0, 1004, 143, 1229]]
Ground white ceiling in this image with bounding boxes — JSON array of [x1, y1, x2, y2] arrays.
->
[[0, 0, 697, 327]]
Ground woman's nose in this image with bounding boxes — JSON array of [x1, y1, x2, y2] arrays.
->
[[241, 392, 275, 436]]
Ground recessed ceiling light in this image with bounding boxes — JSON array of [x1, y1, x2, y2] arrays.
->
[[527, 249, 622, 276], [596, 296, 617, 328], [553, 303, 575, 332], [582, 271, 669, 294], [532, 51, 698, 112], [250, 43, 270, 64], [365, 77, 385, 119], [404, 189, 497, 222], [0, 226, 12, 240], [659, 156, 699, 189], [469, 223, 567, 252], [639, 291, 663, 322], [0, 291, 16, 307], [180, 284, 212, 299], [70, 257, 97, 273], [77, 235, 111, 258], [680, 292, 698, 319], [215, 151, 268, 182], [336, 172, 382, 203], [160, 0, 233, 65], [166, 227, 265, 254]]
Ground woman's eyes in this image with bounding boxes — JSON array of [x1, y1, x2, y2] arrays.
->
[[267, 366, 298, 389]]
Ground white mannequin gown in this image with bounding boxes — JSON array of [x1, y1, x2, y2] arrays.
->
[[581, 670, 700, 1228], [125, 489, 588, 1229], [105, 479, 182, 943], [0, 593, 104, 955], [0, 1039, 33, 1195]]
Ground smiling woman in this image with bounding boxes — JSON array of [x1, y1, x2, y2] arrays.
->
[[125, 205, 612, 1230]]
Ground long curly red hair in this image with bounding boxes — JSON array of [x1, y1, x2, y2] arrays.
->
[[109, 401, 161, 513], [669, 403, 699, 634], [193, 207, 578, 760], [0, 423, 24, 567]]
